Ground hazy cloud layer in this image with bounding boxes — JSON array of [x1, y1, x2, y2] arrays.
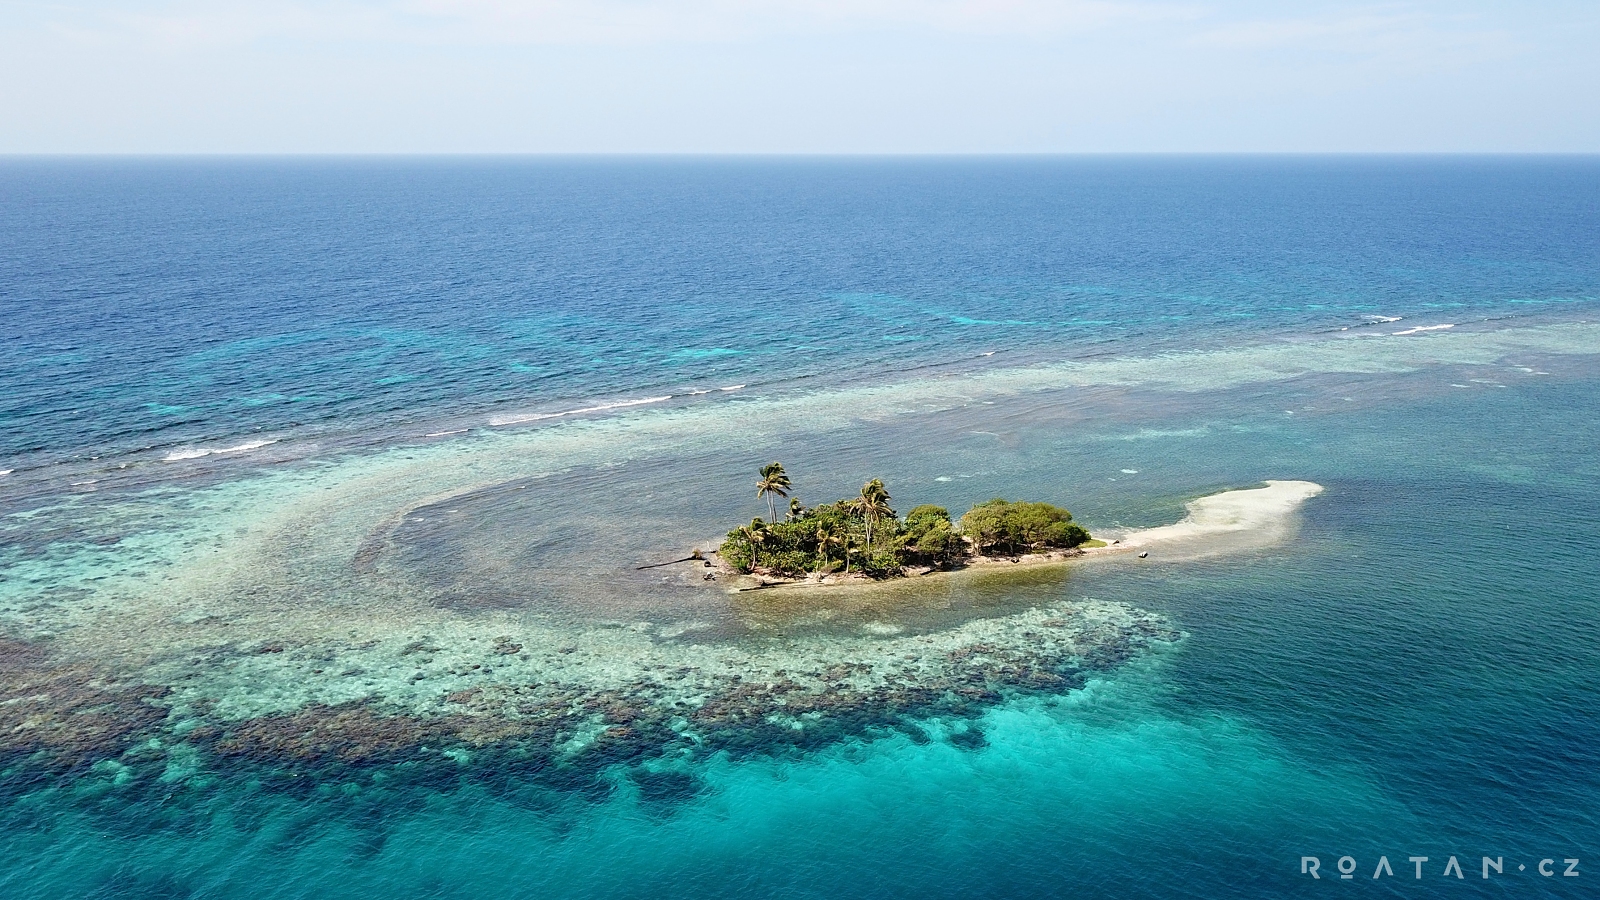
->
[[2, 1, 1596, 151], [16, 1, 1192, 45]]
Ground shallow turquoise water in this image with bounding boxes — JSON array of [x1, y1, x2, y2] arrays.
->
[[2, 159, 1598, 898]]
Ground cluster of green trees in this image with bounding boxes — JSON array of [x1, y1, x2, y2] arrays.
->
[[718, 462, 1091, 578], [957, 499, 1091, 556]]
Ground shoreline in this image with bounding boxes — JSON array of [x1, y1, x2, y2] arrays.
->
[[711, 480, 1325, 593]]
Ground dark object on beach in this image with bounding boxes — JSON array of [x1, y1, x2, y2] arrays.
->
[[1138, 551, 1149, 558]]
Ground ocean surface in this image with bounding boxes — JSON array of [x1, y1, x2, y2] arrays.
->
[[2, 157, 1598, 898]]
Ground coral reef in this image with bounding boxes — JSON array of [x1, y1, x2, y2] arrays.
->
[[1, 601, 1179, 802]]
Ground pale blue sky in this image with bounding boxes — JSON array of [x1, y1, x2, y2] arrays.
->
[[3, 1, 1597, 153]]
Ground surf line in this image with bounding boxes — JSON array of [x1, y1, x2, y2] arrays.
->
[[487, 384, 752, 428], [162, 439, 279, 462]]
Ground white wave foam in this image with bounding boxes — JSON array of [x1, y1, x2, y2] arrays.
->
[[1365, 315, 1404, 323], [0, 469, 11, 477], [1121, 469, 1139, 474], [1392, 323, 1454, 336], [424, 429, 467, 437], [163, 439, 279, 462], [488, 395, 673, 427], [719, 385, 745, 392]]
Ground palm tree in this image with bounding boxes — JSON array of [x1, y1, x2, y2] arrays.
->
[[848, 479, 893, 553], [788, 497, 805, 521], [739, 518, 768, 572], [755, 462, 791, 522], [814, 522, 842, 572]]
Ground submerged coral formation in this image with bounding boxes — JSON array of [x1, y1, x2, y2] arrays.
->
[[0, 600, 1178, 800], [0, 638, 172, 776]]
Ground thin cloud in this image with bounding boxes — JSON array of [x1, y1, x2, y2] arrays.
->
[[1188, 7, 1519, 63], [18, 0, 1197, 48]]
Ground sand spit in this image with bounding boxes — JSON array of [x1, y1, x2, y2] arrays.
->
[[1093, 480, 1324, 555]]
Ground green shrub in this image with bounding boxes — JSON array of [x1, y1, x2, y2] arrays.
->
[[958, 499, 1088, 555], [718, 531, 754, 572], [898, 504, 964, 566], [859, 551, 904, 578], [762, 550, 813, 577]]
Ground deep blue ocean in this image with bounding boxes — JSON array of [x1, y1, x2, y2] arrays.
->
[[2, 157, 1598, 898]]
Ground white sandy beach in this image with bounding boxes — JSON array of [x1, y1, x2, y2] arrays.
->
[[1092, 480, 1325, 554]]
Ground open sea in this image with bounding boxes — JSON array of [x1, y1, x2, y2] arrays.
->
[[2, 156, 1598, 898]]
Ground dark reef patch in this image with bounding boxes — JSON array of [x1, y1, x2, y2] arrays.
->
[[947, 727, 989, 751], [1, 610, 1180, 820], [0, 637, 172, 778], [628, 768, 709, 806]]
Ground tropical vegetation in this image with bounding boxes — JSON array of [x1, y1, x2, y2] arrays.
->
[[718, 463, 1091, 579]]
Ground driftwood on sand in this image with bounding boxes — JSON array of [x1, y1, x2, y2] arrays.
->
[[635, 549, 705, 570]]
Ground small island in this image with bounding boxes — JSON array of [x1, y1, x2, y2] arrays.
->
[[714, 462, 1102, 585]]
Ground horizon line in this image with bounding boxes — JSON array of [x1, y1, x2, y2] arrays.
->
[[4, 150, 1599, 160]]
